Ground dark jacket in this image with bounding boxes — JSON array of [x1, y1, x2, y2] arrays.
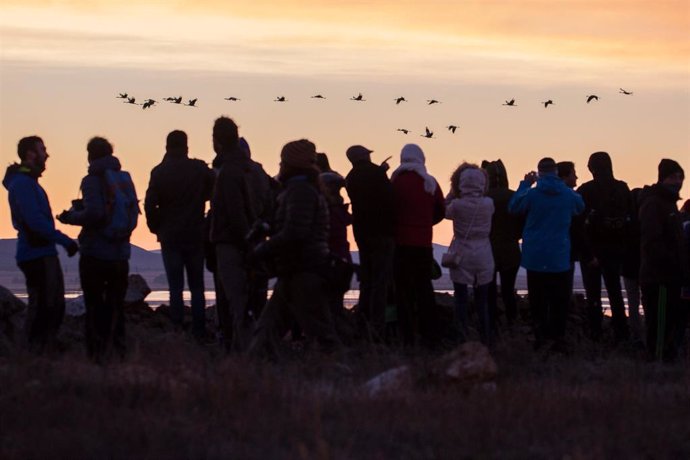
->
[[60, 156, 133, 261], [638, 183, 689, 286], [144, 154, 214, 244], [577, 172, 632, 256], [483, 160, 522, 270], [328, 201, 353, 262], [210, 153, 273, 248], [345, 160, 394, 242], [257, 176, 330, 274], [3, 164, 74, 263]]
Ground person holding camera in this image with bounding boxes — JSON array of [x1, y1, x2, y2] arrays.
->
[[508, 158, 584, 352]]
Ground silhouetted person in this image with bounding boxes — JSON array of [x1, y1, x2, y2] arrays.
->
[[391, 144, 445, 347], [482, 159, 522, 326], [144, 130, 214, 339], [509, 158, 584, 352], [638, 159, 688, 361], [345, 145, 395, 341], [58, 137, 138, 362], [249, 140, 342, 358], [209, 117, 273, 352], [623, 187, 644, 346], [577, 152, 631, 342], [445, 163, 495, 346], [3, 136, 78, 352]]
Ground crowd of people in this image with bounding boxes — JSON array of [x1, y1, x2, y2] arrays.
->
[[4, 117, 690, 363]]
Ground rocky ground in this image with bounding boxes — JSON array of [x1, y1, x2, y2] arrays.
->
[[1, 281, 689, 459]]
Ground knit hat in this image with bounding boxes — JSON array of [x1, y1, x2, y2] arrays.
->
[[658, 158, 684, 182], [537, 157, 557, 175], [346, 145, 372, 164], [281, 139, 317, 169]]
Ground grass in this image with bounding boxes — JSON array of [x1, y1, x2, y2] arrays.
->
[[1, 299, 689, 459]]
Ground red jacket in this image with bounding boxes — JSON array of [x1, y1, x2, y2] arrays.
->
[[392, 171, 445, 247]]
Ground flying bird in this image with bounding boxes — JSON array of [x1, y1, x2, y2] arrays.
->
[[224, 97, 240, 101], [447, 125, 458, 133], [397, 128, 410, 134], [117, 93, 128, 99], [395, 97, 406, 105], [427, 99, 440, 105], [542, 100, 553, 108], [274, 96, 287, 102], [163, 96, 179, 102], [125, 97, 137, 105], [142, 99, 156, 109], [184, 98, 198, 107], [619, 88, 633, 95], [350, 93, 365, 101], [503, 99, 517, 106], [586, 95, 599, 103], [421, 127, 434, 138], [311, 94, 326, 99]]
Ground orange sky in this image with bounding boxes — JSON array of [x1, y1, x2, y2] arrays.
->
[[1, 0, 689, 250]]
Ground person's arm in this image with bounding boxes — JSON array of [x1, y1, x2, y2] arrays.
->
[[13, 180, 74, 249], [144, 171, 160, 234], [60, 176, 106, 226], [432, 181, 445, 225], [508, 174, 535, 215]]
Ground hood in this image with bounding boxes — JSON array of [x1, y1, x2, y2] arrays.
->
[[3, 163, 31, 190], [458, 167, 487, 197], [481, 159, 509, 190], [87, 155, 122, 175], [536, 173, 568, 195]]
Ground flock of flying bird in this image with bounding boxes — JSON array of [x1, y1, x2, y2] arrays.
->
[[117, 88, 634, 138]]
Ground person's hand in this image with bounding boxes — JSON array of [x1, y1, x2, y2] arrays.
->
[[66, 241, 79, 258], [523, 171, 537, 185], [380, 159, 390, 172], [56, 210, 70, 224]]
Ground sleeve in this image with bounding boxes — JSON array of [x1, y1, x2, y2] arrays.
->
[[144, 171, 160, 234], [572, 190, 585, 216], [432, 181, 445, 225], [61, 176, 106, 226], [508, 180, 531, 215], [13, 180, 73, 248]]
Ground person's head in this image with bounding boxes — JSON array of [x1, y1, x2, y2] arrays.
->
[[400, 143, 425, 165], [316, 152, 332, 173], [212, 116, 239, 155], [165, 130, 188, 157], [346, 145, 372, 165], [87, 137, 113, 162], [450, 162, 485, 197], [658, 158, 684, 194], [320, 171, 345, 202], [17, 136, 47, 175], [279, 139, 319, 183], [450, 162, 478, 197], [537, 157, 558, 177], [557, 161, 577, 188], [587, 151, 613, 178]]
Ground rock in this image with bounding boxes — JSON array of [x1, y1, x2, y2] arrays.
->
[[124, 274, 151, 305], [431, 341, 497, 384], [0, 285, 26, 354], [362, 365, 412, 397]]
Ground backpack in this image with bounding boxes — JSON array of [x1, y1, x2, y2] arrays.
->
[[102, 170, 139, 240]]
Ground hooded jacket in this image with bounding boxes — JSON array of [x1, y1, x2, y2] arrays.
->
[[577, 155, 632, 255], [445, 168, 495, 285], [59, 155, 132, 261], [508, 174, 585, 273], [144, 153, 214, 243], [3, 164, 74, 263], [483, 160, 522, 270], [392, 171, 445, 247], [638, 183, 689, 285]]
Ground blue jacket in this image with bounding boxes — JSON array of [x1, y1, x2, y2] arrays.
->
[[3, 164, 74, 263], [60, 156, 132, 261], [508, 174, 584, 273]]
